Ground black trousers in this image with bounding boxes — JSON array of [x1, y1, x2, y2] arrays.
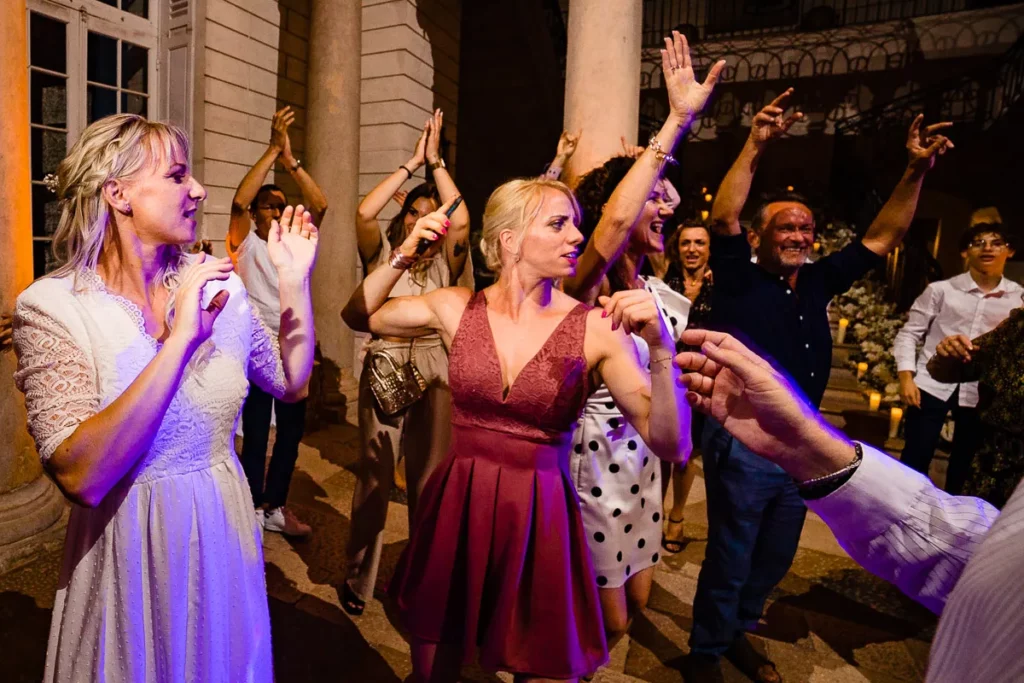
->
[[240, 383, 307, 509], [900, 386, 982, 495]]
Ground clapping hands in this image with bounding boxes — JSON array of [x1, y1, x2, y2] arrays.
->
[[268, 204, 320, 282]]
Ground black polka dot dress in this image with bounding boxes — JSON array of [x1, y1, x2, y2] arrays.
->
[[569, 277, 690, 588]]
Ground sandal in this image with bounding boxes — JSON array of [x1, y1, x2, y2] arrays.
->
[[661, 516, 686, 554], [341, 582, 366, 617]]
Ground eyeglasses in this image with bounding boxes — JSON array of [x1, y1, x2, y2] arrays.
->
[[968, 239, 1008, 250]]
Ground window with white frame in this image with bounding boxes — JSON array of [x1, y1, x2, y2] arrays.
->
[[27, 0, 158, 277]]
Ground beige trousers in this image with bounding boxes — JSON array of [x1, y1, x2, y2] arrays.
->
[[345, 337, 451, 601]]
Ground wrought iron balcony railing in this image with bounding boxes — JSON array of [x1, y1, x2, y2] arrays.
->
[[642, 0, 1021, 46]]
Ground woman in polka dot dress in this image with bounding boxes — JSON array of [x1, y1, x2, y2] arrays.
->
[[567, 155, 694, 655]]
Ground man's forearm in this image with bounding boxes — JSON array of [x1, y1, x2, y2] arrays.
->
[[711, 138, 763, 236], [862, 166, 926, 256], [234, 146, 280, 210], [289, 166, 328, 222]]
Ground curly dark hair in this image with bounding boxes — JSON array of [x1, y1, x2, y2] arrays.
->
[[958, 222, 1016, 252], [574, 156, 640, 293], [386, 182, 440, 251], [574, 156, 637, 244]]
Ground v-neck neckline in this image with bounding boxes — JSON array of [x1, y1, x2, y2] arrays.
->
[[479, 293, 584, 404]]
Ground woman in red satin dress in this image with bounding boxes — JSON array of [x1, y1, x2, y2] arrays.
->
[[342, 32, 707, 683]]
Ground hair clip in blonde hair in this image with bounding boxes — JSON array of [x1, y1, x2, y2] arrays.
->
[[42, 173, 60, 194]]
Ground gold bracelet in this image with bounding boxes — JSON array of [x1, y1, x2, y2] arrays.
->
[[388, 249, 418, 270], [647, 135, 678, 166]]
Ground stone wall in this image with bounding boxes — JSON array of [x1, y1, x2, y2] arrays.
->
[[198, 0, 311, 256]]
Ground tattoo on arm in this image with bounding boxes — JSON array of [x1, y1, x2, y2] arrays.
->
[[453, 240, 467, 258]]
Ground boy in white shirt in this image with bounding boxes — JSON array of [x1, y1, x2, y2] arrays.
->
[[893, 223, 1020, 492]]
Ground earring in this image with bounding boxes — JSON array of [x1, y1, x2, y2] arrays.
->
[[124, 202, 132, 215]]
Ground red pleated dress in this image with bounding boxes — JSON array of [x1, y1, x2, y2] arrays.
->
[[389, 291, 608, 679]]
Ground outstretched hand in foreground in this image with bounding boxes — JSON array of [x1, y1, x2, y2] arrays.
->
[[675, 329, 856, 482]]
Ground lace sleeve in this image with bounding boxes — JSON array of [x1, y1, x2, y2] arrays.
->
[[13, 300, 100, 462], [248, 307, 288, 398]]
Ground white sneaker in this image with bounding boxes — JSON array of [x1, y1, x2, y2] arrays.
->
[[255, 508, 265, 544], [263, 506, 312, 538]]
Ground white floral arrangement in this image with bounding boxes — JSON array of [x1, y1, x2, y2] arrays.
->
[[820, 221, 906, 405]]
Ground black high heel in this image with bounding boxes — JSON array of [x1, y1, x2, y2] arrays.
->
[[341, 582, 366, 616]]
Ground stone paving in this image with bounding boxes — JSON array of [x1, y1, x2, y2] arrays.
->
[[0, 423, 937, 682]]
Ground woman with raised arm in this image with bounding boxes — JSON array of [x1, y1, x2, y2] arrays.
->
[[561, 33, 722, 668], [343, 109, 472, 617], [12, 114, 318, 683]]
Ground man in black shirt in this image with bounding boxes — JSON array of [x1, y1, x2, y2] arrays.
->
[[684, 88, 952, 682]]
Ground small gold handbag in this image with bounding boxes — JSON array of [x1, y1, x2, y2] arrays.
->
[[368, 346, 427, 415]]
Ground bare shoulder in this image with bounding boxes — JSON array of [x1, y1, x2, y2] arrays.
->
[[428, 286, 474, 336]]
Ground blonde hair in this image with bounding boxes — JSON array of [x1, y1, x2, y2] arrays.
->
[[479, 178, 581, 273], [49, 114, 191, 279]]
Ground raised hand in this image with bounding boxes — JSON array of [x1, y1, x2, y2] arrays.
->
[[598, 289, 672, 348], [268, 204, 320, 281], [749, 88, 804, 148], [556, 130, 581, 160], [170, 254, 234, 351], [907, 114, 953, 173], [620, 135, 646, 159], [270, 106, 296, 162], [661, 30, 726, 124], [409, 120, 429, 168], [397, 195, 458, 259], [425, 109, 444, 165]]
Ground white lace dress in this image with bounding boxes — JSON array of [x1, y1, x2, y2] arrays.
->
[[13, 266, 286, 683], [570, 277, 690, 588]]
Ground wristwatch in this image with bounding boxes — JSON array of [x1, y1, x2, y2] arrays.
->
[[428, 158, 446, 172]]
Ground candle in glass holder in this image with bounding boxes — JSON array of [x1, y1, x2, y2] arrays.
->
[[869, 392, 881, 411], [856, 362, 868, 380], [700, 209, 709, 221], [889, 406, 904, 439], [836, 318, 849, 344]]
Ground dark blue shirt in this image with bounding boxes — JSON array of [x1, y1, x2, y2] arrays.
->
[[708, 232, 883, 408]]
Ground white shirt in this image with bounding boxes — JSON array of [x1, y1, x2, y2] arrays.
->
[[235, 231, 281, 335], [892, 272, 1022, 406], [809, 445, 1023, 682]]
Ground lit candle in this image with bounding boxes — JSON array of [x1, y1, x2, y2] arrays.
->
[[813, 241, 821, 252], [836, 318, 849, 345], [856, 362, 868, 380], [889, 407, 904, 439], [704, 193, 713, 203], [786, 185, 794, 192], [700, 209, 709, 221], [869, 392, 881, 411]]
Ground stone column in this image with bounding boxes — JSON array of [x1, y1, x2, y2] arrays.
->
[[306, 0, 362, 405], [0, 0, 66, 575], [563, 0, 643, 184]]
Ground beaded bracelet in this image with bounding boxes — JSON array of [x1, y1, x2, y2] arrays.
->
[[797, 441, 864, 500], [388, 249, 419, 270], [647, 135, 679, 166]]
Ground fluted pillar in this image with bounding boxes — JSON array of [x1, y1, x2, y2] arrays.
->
[[563, 0, 643, 184], [0, 0, 66, 575], [306, 0, 361, 391]]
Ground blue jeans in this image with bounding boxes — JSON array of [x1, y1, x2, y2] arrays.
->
[[689, 418, 807, 657]]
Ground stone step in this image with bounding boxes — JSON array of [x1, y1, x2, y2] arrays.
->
[[831, 343, 859, 368], [827, 367, 861, 391]]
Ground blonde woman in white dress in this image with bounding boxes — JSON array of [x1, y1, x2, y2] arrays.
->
[[12, 114, 319, 682]]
